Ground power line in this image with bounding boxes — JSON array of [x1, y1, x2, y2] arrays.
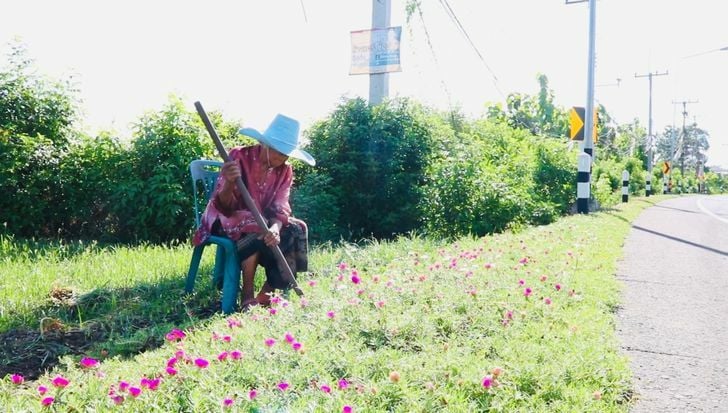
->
[[435, 0, 505, 99]]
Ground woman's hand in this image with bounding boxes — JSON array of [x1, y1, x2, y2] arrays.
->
[[221, 161, 241, 184], [261, 220, 282, 247]]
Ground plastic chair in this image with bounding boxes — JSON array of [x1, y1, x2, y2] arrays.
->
[[185, 160, 240, 314]]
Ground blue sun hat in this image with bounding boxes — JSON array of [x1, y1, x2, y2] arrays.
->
[[239, 114, 315, 166]]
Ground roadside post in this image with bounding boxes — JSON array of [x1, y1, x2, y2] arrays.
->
[[577, 152, 592, 213], [621, 170, 630, 202]]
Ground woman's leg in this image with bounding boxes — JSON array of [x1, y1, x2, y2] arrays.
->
[[241, 251, 260, 304]]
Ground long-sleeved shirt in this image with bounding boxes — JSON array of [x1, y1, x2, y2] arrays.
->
[[192, 145, 292, 246]]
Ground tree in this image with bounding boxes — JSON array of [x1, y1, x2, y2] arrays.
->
[[0, 41, 79, 146], [655, 124, 709, 175]]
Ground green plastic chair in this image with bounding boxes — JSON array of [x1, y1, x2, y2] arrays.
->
[[185, 160, 240, 314]]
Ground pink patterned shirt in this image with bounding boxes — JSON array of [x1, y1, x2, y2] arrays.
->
[[192, 145, 293, 246]]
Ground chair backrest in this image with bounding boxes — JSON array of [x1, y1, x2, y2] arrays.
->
[[190, 160, 224, 227]]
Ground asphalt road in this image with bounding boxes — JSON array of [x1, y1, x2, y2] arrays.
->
[[617, 195, 728, 412]]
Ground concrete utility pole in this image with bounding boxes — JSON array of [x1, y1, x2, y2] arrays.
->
[[671, 99, 698, 175], [635, 70, 668, 196], [566, 0, 596, 213], [369, 0, 391, 105]]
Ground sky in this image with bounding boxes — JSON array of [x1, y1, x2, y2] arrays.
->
[[1, 0, 727, 168]]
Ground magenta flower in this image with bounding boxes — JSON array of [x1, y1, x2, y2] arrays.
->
[[218, 351, 229, 362], [223, 398, 234, 407], [37, 385, 48, 395], [141, 378, 160, 390], [292, 342, 302, 351], [351, 274, 361, 284], [518, 279, 525, 285], [119, 381, 130, 391], [484, 262, 494, 269], [320, 384, 332, 393], [327, 311, 336, 319], [284, 332, 295, 343], [194, 358, 209, 368], [80, 357, 99, 368], [338, 262, 348, 270], [248, 389, 258, 400], [51, 375, 69, 388], [129, 387, 141, 397], [10, 374, 23, 385], [165, 328, 186, 342], [519, 257, 528, 264], [555, 283, 562, 291], [230, 350, 243, 360], [338, 378, 349, 390], [544, 297, 552, 305], [41, 396, 55, 406], [167, 357, 178, 368], [269, 308, 278, 315], [278, 381, 289, 391], [343, 405, 353, 413], [523, 287, 532, 297], [112, 395, 124, 405], [223, 335, 232, 342], [308, 280, 317, 287], [265, 338, 276, 347], [482, 375, 493, 388], [227, 318, 242, 328], [166, 367, 178, 376]]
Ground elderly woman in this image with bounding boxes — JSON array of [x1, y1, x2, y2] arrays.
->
[[193, 114, 315, 309]]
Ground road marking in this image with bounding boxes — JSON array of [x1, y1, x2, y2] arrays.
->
[[696, 198, 728, 225]]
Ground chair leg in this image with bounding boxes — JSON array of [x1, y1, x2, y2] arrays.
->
[[185, 245, 206, 293], [213, 245, 225, 290], [220, 243, 241, 314]]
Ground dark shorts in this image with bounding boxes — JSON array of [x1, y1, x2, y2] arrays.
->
[[212, 219, 309, 290]]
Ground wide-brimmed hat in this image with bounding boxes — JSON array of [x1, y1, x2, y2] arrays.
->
[[239, 114, 315, 166]]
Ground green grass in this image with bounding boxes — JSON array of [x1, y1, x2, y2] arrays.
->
[[0, 197, 668, 411]]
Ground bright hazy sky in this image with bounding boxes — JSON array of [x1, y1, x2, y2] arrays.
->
[[2, 0, 727, 167]]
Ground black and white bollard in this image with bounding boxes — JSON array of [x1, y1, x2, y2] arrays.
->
[[646, 176, 651, 196], [577, 152, 591, 214], [663, 176, 668, 194], [621, 170, 630, 203]]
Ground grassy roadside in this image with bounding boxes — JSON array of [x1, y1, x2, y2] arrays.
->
[[0, 196, 668, 411]]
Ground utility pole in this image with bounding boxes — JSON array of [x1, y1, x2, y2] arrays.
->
[[566, 0, 596, 213], [369, 0, 391, 105], [671, 99, 698, 175], [635, 70, 668, 196]]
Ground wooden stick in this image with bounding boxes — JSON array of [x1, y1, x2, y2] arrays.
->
[[194, 101, 303, 297]]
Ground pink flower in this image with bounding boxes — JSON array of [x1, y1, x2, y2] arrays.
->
[[284, 332, 295, 343], [269, 308, 278, 315], [327, 311, 336, 319], [167, 357, 177, 368], [119, 381, 130, 391], [351, 274, 361, 284], [51, 375, 69, 388], [194, 358, 209, 368], [37, 385, 48, 395], [223, 335, 232, 342], [248, 389, 258, 400], [129, 387, 141, 397], [518, 279, 525, 285], [343, 405, 353, 413], [165, 329, 186, 342], [484, 262, 494, 269], [519, 257, 528, 265], [539, 275, 548, 282], [10, 374, 23, 385], [523, 287, 532, 297], [227, 318, 242, 328], [230, 350, 243, 360], [338, 262, 348, 270], [544, 297, 552, 305], [223, 398, 234, 407], [278, 381, 289, 391], [41, 397, 55, 406], [265, 338, 276, 347], [300, 298, 309, 308], [166, 367, 178, 376], [320, 384, 332, 393], [218, 351, 229, 361], [80, 357, 99, 368], [482, 375, 493, 388], [308, 280, 317, 287], [112, 395, 124, 405], [141, 378, 160, 390], [376, 300, 385, 308], [555, 283, 562, 291], [338, 379, 349, 390], [292, 342, 302, 351]]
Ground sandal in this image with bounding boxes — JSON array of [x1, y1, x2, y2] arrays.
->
[[241, 298, 259, 312]]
